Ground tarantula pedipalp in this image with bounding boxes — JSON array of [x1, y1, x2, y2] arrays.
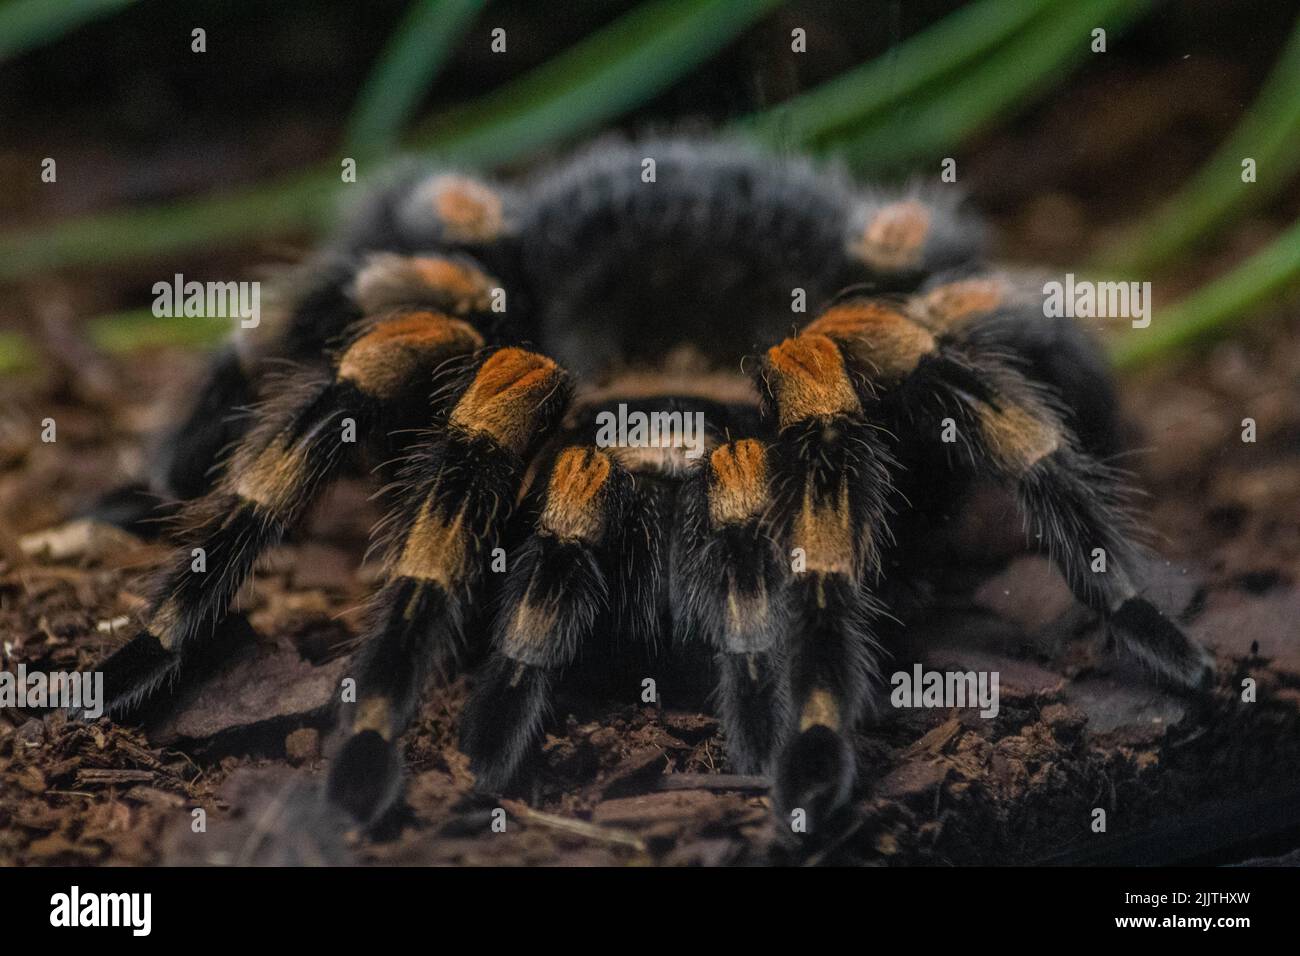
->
[[89, 138, 1213, 833]]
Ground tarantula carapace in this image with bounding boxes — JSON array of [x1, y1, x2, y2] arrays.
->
[[90, 138, 1213, 834]]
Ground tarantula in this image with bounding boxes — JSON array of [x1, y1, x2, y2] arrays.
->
[[89, 138, 1213, 834]]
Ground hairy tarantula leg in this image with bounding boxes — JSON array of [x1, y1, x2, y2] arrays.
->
[[94, 310, 487, 718], [85, 256, 372, 533], [915, 274, 1122, 457], [984, 395, 1214, 689], [158, 344, 263, 502], [81, 343, 261, 536], [810, 298, 1213, 690], [328, 349, 570, 823], [759, 334, 894, 832], [94, 369, 359, 716], [672, 439, 792, 774], [86, 248, 506, 536], [457, 445, 631, 793], [350, 250, 503, 319]]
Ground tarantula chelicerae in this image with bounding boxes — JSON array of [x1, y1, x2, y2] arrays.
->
[[90, 138, 1213, 833]]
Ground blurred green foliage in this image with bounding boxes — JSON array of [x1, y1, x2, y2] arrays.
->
[[1, 0, 1298, 375], [345, 0, 487, 154], [1097, 14, 1300, 274], [0, 0, 137, 63]]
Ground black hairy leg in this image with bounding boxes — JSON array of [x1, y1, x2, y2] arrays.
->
[[756, 333, 894, 832], [914, 272, 1121, 457], [92, 290, 501, 719], [86, 168, 522, 525], [948, 348, 1211, 688], [809, 294, 1214, 690], [95, 365, 363, 716], [671, 438, 791, 775], [329, 347, 570, 822], [456, 446, 640, 792]]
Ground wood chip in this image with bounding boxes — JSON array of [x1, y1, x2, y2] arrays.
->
[[19, 519, 142, 563], [500, 799, 647, 852], [75, 768, 157, 787]]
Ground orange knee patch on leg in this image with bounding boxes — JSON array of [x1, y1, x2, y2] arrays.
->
[[148, 598, 183, 650], [851, 199, 931, 271], [410, 257, 495, 311], [792, 478, 857, 578], [765, 334, 861, 428], [500, 599, 562, 663], [231, 438, 310, 513], [708, 439, 768, 526], [806, 300, 936, 383], [450, 349, 564, 455], [353, 697, 395, 739], [799, 687, 841, 731], [540, 447, 613, 543], [978, 403, 1061, 473], [353, 253, 496, 315], [429, 175, 504, 243], [394, 499, 469, 587], [337, 311, 483, 400], [921, 277, 1008, 331], [722, 588, 773, 652]]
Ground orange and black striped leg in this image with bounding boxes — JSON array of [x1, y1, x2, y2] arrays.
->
[[92, 310, 488, 720], [87, 344, 259, 535], [759, 334, 894, 833], [991, 406, 1215, 690], [95, 369, 363, 717], [458, 446, 634, 793], [921, 350, 1213, 689], [87, 256, 370, 532], [803, 296, 1213, 690], [916, 275, 1121, 458], [672, 439, 791, 774], [327, 350, 570, 821]]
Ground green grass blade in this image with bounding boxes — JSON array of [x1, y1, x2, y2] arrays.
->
[[0, 0, 138, 62], [824, 0, 1153, 171], [1097, 14, 1300, 275], [0, 309, 228, 375], [405, 0, 785, 166], [1111, 217, 1300, 368], [0, 0, 783, 282], [345, 0, 485, 154], [86, 307, 230, 352], [0, 168, 337, 283], [739, 0, 1060, 148]]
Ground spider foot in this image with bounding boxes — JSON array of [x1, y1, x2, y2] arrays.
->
[[79, 613, 258, 723], [326, 730, 404, 826], [460, 655, 552, 794], [773, 725, 856, 838], [1110, 596, 1216, 693], [76, 632, 181, 722], [716, 652, 789, 775], [80, 482, 176, 539]]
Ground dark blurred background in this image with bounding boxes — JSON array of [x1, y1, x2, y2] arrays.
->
[[1, 0, 1297, 263]]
